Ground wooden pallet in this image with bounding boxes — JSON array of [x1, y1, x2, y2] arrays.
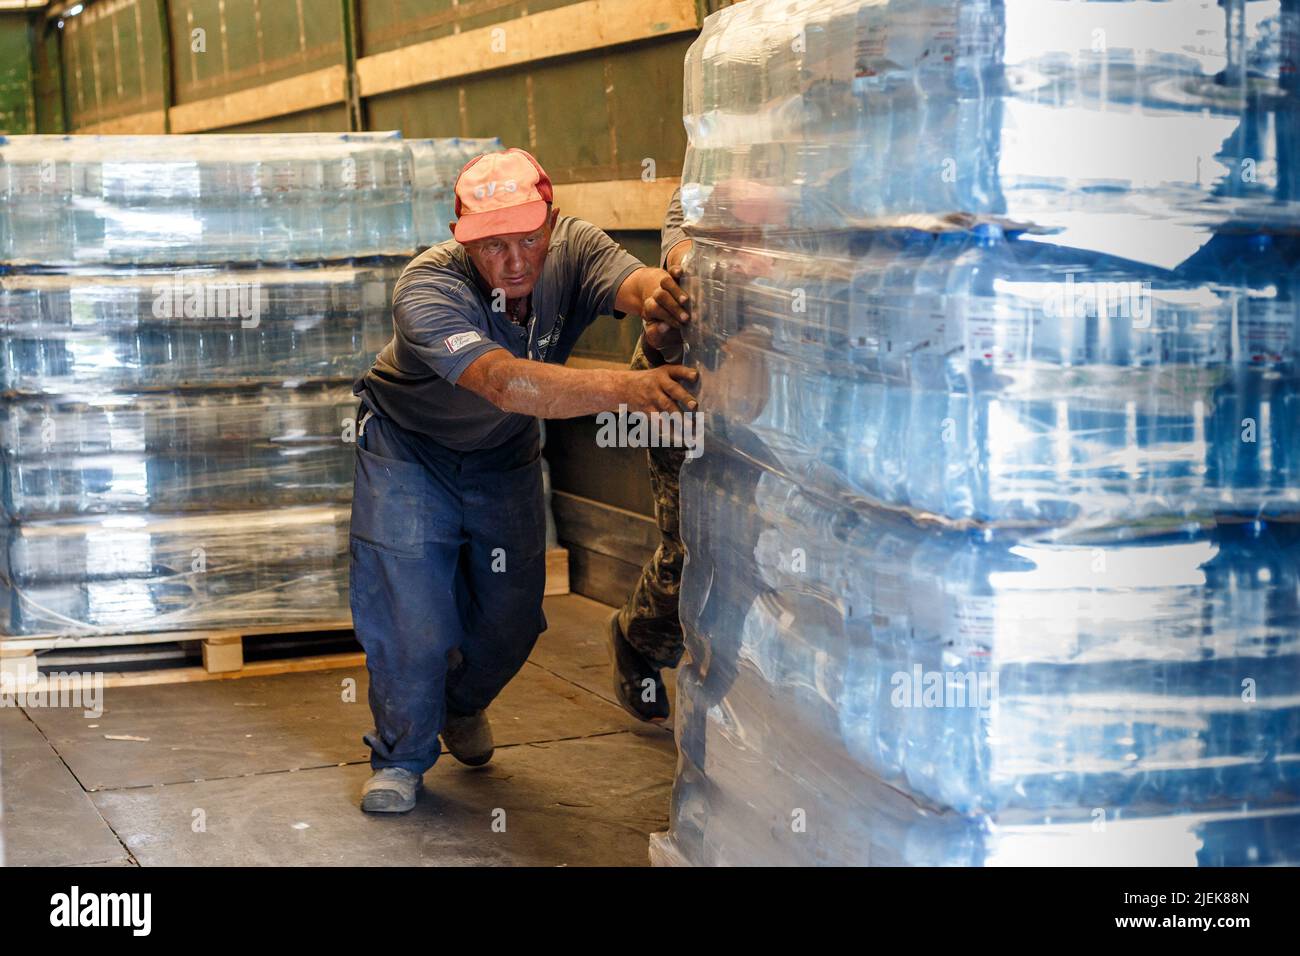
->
[[0, 620, 357, 684], [0, 548, 570, 687]]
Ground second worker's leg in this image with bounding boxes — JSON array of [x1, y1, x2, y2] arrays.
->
[[612, 342, 689, 721]]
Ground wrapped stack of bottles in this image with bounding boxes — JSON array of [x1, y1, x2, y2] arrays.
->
[[408, 138, 502, 249], [0, 132, 415, 636], [651, 0, 1300, 866]]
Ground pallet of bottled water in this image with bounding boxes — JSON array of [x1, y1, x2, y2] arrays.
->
[[0, 133, 489, 638], [681, 0, 1300, 266], [0, 383, 360, 518], [0, 505, 351, 637], [0, 262, 400, 393], [654, 447, 1300, 866], [0, 133, 415, 266], [652, 0, 1300, 867], [685, 228, 1300, 526]]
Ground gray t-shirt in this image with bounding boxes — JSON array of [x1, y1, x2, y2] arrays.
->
[[661, 187, 688, 268], [646, 187, 690, 366], [356, 216, 643, 450]]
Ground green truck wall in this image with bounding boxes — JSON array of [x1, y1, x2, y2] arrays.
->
[[0, 14, 36, 134], [58, 0, 166, 129], [169, 0, 344, 105]]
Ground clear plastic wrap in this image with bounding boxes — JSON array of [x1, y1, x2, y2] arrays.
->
[[687, 230, 1300, 526], [0, 134, 425, 639], [0, 261, 399, 393], [0, 383, 357, 518], [654, 437, 1300, 866], [408, 138, 502, 249], [0, 133, 415, 265], [0, 506, 350, 636], [680, 0, 1299, 267], [653, 0, 1300, 867]]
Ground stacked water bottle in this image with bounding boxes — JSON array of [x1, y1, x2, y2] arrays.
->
[[408, 138, 502, 249], [0, 132, 422, 636], [651, 0, 1300, 866]]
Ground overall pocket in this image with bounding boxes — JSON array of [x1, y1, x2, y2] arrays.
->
[[350, 441, 432, 559]]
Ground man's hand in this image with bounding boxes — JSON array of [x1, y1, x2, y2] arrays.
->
[[643, 264, 690, 353], [620, 364, 698, 416], [616, 266, 691, 334]]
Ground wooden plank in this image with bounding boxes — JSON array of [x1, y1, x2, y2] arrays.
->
[[566, 542, 642, 609], [0, 648, 38, 686], [201, 634, 244, 674], [554, 177, 680, 231], [545, 546, 571, 597], [355, 0, 699, 99], [75, 108, 167, 134], [168, 63, 347, 133], [553, 490, 658, 567], [17, 652, 368, 691], [0, 618, 354, 653], [545, 415, 656, 515]]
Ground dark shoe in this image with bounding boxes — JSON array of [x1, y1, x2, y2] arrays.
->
[[361, 767, 421, 813], [442, 710, 494, 766], [609, 612, 669, 723]]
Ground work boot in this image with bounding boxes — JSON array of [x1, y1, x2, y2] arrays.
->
[[360, 767, 422, 813], [442, 709, 495, 766], [609, 612, 669, 723]]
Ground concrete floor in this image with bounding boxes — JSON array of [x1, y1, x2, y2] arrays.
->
[[0, 594, 679, 867]]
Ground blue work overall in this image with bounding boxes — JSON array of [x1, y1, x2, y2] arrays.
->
[[348, 401, 548, 773]]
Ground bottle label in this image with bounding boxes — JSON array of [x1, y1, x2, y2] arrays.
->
[[1242, 299, 1294, 363], [854, 9, 889, 78], [952, 594, 996, 643], [964, 298, 1031, 363]]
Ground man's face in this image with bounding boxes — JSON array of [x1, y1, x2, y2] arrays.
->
[[458, 208, 558, 300]]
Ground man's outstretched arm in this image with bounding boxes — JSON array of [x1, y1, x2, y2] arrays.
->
[[458, 349, 697, 419]]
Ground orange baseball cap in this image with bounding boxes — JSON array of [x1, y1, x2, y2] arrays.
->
[[452, 148, 554, 243]]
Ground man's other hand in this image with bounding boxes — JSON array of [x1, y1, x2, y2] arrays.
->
[[621, 364, 698, 416], [617, 266, 691, 332], [641, 264, 691, 353]]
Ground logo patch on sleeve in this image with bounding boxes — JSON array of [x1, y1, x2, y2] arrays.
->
[[445, 331, 483, 353]]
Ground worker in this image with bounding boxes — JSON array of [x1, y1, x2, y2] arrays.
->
[[608, 187, 692, 721], [350, 148, 697, 813], [610, 186, 776, 727]]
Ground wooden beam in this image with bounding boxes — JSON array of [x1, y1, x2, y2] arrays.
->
[[554, 176, 679, 231], [544, 546, 570, 596], [201, 634, 244, 674], [356, 0, 698, 99], [0, 618, 354, 652], [0, 648, 38, 686], [167, 63, 347, 133], [21, 652, 369, 691], [76, 108, 166, 134]]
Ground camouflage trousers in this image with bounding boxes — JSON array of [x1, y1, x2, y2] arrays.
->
[[617, 336, 688, 670]]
